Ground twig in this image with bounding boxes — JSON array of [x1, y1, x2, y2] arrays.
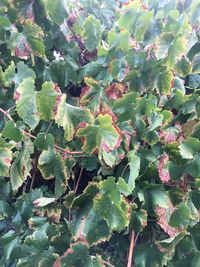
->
[[121, 163, 129, 177], [127, 231, 135, 267], [102, 260, 115, 267], [0, 108, 14, 121], [75, 165, 84, 193], [45, 121, 53, 137], [0, 107, 85, 156], [30, 157, 38, 189]]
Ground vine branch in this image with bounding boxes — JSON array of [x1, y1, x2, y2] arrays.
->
[[127, 231, 135, 267], [0, 107, 85, 156]]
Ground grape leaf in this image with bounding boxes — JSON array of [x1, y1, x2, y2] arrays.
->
[[10, 140, 33, 191], [42, 0, 68, 25], [155, 69, 174, 95], [180, 137, 200, 159], [55, 94, 94, 141], [80, 77, 104, 113], [93, 177, 129, 232], [77, 113, 122, 167], [2, 121, 23, 142], [127, 151, 140, 192], [83, 15, 101, 52], [38, 149, 68, 197], [36, 82, 57, 121], [15, 78, 39, 129], [0, 138, 13, 176]]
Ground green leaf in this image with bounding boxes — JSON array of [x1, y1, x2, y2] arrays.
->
[[0, 138, 13, 176], [156, 33, 187, 67], [2, 61, 15, 87], [10, 140, 33, 191], [0, 15, 11, 28], [93, 177, 129, 232], [34, 133, 54, 150], [134, 243, 166, 267], [134, 11, 154, 42], [54, 154, 69, 197], [127, 151, 140, 192], [15, 78, 39, 129], [117, 2, 140, 31], [117, 177, 132, 196], [0, 230, 22, 261], [83, 15, 101, 52], [14, 61, 36, 85], [2, 121, 23, 142], [59, 243, 104, 267], [55, 94, 93, 141], [130, 209, 147, 232], [36, 82, 57, 121], [155, 69, 173, 95], [180, 137, 200, 159], [175, 56, 192, 77], [38, 149, 68, 197], [42, 0, 68, 25], [192, 54, 200, 74], [169, 204, 191, 228], [23, 23, 45, 56], [77, 113, 122, 167]]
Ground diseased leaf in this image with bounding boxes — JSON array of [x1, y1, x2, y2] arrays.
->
[[80, 77, 104, 113], [158, 153, 170, 184], [0, 138, 13, 176], [77, 113, 122, 167]]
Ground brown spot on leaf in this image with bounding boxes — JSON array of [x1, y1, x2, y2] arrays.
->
[[158, 153, 170, 184], [105, 83, 127, 100]]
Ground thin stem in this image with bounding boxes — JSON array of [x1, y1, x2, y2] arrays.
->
[[30, 157, 38, 189], [0, 108, 13, 121], [75, 165, 84, 193], [121, 163, 129, 177], [45, 121, 53, 137], [127, 231, 135, 267], [0, 107, 85, 156], [102, 260, 115, 267]]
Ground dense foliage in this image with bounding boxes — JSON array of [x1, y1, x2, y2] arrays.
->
[[0, 0, 200, 266]]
